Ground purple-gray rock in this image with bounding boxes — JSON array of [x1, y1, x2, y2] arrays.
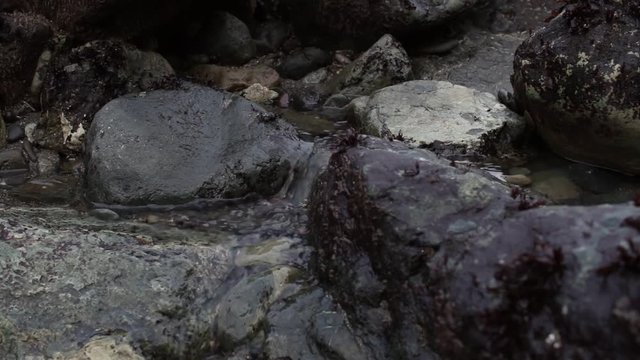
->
[[309, 136, 640, 359]]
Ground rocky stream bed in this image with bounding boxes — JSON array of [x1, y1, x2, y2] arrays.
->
[[1, 0, 640, 359]]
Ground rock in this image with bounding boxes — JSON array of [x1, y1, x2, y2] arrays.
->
[[86, 83, 309, 205], [531, 170, 581, 202], [6, 123, 25, 143], [11, 176, 75, 204], [241, 83, 278, 104], [504, 174, 532, 186], [301, 68, 329, 84], [88, 208, 120, 221], [309, 136, 640, 359], [348, 80, 525, 157], [53, 336, 144, 360], [511, 1, 640, 175], [29, 49, 52, 99], [0, 12, 52, 106], [282, 0, 481, 44], [0, 148, 27, 170], [280, 80, 330, 111], [0, 207, 232, 357], [0, 202, 373, 359], [195, 11, 256, 65], [326, 34, 412, 100], [480, 0, 560, 33], [36, 149, 60, 176], [188, 64, 280, 91], [37, 40, 175, 153], [277, 47, 331, 80], [254, 20, 290, 53]]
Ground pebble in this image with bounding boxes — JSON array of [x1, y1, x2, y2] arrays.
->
[[504, 174, 532, 186], [6, 123, 25, 143], [508, 167, 531, 176], [88, 208, 120, 221]]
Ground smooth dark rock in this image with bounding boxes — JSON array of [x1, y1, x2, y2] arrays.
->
[[277, 47, 331, 80], [6, 123, 25, 143], [86, 83, 310, 205], [0, 148, 26, 170], [195, 11, 256, 65], [309, 136, 640, 359]]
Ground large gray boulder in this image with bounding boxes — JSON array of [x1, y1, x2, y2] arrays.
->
[[309, 136, 640, 359], [512, 1, 640, 175], [86, 83, 309, 205], [348, 80, 525, 157]]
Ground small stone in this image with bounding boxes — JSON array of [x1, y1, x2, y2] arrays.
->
[[508, 167, 531, 176], [88, 208, 120, 221], [145, 214, 160, 224], [36, 149, 60, 176], [504, 174, 532, 186], [241, 83, 279, 104], [6, 123, 24, 143]]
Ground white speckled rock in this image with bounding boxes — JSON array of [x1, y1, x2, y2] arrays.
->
[[349, 80, 524, 153]]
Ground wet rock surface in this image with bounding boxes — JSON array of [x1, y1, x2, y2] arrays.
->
[[512, 1, 640, 175], [348, 80, 525, 158], [309, 136, 640, 359], [0, 201, 375, 359], [2, 0, 640, 359], [86, 83, 309, 205]]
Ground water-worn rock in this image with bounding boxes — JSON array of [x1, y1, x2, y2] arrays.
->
[[0, 12, 52, 106], [0, 201, 373, 359], [36, 40, 175, 153], [282, 0, 481, 44], [326, 34, 412, 100], [195, 11, 256, 65], [348, 80, 525, 157], [277, 47, 331, 80], [309, 136, 640, 359], [86, 83, 309, 205], [188, 64, 280, 91], [511, 1, 640, 175]]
